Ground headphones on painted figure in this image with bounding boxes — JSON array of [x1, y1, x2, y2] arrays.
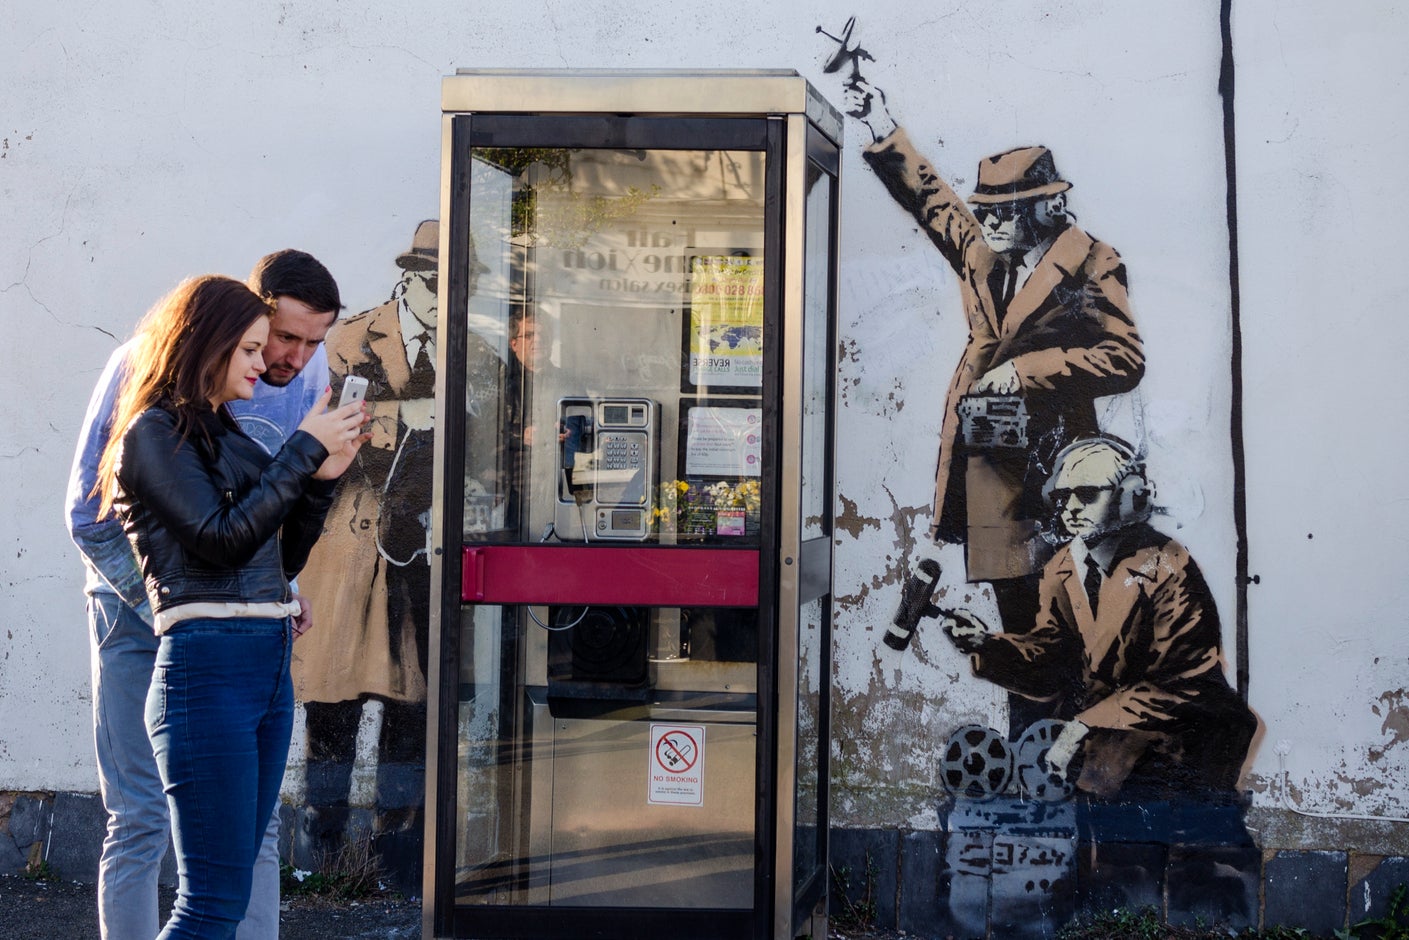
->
[[1041, 434, 1152, 522]]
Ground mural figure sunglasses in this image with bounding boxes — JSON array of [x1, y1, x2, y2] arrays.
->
[[1048, 485, 1113, 506]]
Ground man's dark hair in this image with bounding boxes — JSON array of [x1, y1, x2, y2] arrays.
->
[[508, 304, 531, 339], [248, 249, 343, 314]]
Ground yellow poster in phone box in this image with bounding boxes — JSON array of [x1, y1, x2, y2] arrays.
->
[[688, 254, 764, 388]]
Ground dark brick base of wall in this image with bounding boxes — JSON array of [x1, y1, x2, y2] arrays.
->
[[830, 815, 1409, 939], [7, 788, 1407, 937], [1, 789, 423, 896], [0, 791, 295, 887]]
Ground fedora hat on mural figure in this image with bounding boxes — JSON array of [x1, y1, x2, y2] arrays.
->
[[396, 220, 439, 271], [967, 146, 1072, 205]]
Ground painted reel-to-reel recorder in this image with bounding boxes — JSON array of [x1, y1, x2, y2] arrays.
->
[[939, 720, 1079, 803]]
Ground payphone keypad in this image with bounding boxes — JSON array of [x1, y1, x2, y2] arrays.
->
[[600, 434, 644, 473]]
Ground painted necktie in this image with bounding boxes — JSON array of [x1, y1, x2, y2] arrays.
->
[[1083, 555, 1102, 618]]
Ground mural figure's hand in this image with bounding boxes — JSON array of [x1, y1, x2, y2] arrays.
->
[[399, 398, 434, 432], [940, 608, 991, 653], [1045, 720, 1089, 777], [975, 360, 1021, 395], [844, 80, 897, 142], [291, 593, 313, 640]]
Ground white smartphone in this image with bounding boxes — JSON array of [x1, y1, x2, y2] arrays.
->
[[337, 375, 369, 409]]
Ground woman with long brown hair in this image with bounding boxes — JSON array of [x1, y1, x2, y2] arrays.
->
[[94, 274, 367, 939]]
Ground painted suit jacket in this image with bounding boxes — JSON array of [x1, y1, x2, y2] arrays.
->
[[970, 524, 1256, 796], [294, 298, 430, 704], [863, 128, 1144, 579]]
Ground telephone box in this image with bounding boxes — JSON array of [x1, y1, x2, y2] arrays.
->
[[424, 70, 841, 940]]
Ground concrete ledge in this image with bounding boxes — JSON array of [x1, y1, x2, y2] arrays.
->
[[0, 792, 52, 876], [44, 792, 106, 885], [1351, 856, 1409, 925], [829, 826, 899, 929], [1247, 806, 1409, 856]]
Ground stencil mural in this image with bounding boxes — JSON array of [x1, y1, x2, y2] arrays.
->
[[826, 18, 1259, 933], [940, 438, 1255, 802], [292, 220, 443, 891]]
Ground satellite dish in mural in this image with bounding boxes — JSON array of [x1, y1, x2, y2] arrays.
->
[[1015, 719, 1079, 803], [940, 724, 1013, 801], [815, 16, 875, 89]]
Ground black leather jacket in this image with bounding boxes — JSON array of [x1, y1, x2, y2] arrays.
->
[[116, 404, 337, 616]]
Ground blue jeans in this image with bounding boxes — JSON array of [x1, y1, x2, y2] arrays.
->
[[90, 593, 283, 940], [145, 616, 294, 940]]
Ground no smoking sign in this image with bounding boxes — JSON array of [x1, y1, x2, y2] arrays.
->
[[648, 724, 706, 806]]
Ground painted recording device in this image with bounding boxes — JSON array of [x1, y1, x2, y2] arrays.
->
[[884, 557, 942, 650], [957, 393, 1030, 450]]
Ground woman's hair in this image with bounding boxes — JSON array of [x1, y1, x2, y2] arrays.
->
[[95, 275, 273, 517]]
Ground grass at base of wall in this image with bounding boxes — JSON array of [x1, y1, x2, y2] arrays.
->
[[21, 859, 58, 882], [279, 835, 389, 901], [1058, 892, 1409, 940], [1058, 910, 1302, 938]]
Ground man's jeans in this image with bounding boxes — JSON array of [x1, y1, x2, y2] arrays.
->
[[90, 594, 283, 940]]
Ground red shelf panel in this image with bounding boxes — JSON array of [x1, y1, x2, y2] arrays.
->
[[461, 545, 760, 608]]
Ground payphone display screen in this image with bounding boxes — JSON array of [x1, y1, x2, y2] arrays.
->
[[460, 145, 766, 547]]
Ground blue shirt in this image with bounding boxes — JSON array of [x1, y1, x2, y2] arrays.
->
[[231, 344, 329, 456], [64, 340, 329, 617]]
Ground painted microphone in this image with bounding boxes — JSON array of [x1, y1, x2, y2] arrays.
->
[[883, 557, 942, 651]]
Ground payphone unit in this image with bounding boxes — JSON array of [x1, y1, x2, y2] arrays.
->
[[555, 396, 659, 541], [426, 70, 841, 940]]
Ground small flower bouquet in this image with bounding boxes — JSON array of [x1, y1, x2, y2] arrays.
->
[[653, 478, 761, 540]]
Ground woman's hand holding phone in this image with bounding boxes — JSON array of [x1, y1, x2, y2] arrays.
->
[[299, 385, 371, 480]]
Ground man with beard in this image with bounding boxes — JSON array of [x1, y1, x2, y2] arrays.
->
[[67, 249, 341, 940]]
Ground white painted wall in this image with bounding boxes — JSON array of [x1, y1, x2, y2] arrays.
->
[[2, 0, 1405, 835], [1235, 1, 1409, 820]]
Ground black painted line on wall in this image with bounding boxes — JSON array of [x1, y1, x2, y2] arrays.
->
[[1221, 0, 1250, 702]]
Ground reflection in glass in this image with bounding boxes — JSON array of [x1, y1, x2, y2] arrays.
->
[[801, 161, 832, 541], [455, 143, 768, 911], [462, 147, 767, 548], [454, 604, 758, 908], [794, 598, 825, 885], [794, 158, 834, 888]]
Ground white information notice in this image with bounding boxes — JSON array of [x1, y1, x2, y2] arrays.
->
[[685, 407, 762, 478], [647, 724, 706, 806]]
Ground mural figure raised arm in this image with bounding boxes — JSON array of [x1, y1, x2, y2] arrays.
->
[[846, 74, 1145, 729]]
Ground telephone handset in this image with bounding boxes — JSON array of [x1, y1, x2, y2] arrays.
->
[[556, 397, 659, 541]]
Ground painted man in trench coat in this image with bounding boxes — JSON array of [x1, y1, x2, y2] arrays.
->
[[943, 438, 1256, 799], [847, 82, 1145, 660], [293, 220, 441, 886]]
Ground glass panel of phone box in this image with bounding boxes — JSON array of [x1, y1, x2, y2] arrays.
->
[[794, 158, 833, 891], [454, 147, 766, 908]]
